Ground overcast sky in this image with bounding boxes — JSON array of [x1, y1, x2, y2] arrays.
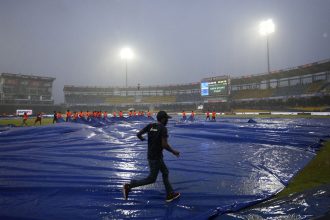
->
[[1, 0, 330, 103]]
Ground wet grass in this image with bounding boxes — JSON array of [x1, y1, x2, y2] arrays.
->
[[276, 141, 330, 198], [220, 114, 330, 119], [0, 118, 54, 126]]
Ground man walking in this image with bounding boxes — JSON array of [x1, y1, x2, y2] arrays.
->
[[123, 111, 181, 202], [34, 112, 42, 125]]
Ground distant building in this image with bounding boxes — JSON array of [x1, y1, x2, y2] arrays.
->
[[0, 73, 55, 105]]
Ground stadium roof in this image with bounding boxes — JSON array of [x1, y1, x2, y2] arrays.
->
[[0, 73, 55, 81], [231, 59, 330, 84]]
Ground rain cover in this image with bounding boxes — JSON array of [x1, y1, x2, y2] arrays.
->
[[0, 116, 329, 219]]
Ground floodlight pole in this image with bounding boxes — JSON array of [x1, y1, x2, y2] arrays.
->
[[125, 59, 128, 96], [120, 47, 133, 96], [259, 19, 274, 74], [267, 35, 270, 74], [259, 19, 274, 89]]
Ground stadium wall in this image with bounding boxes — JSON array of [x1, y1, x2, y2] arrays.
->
[[0, 104, 64, 116]]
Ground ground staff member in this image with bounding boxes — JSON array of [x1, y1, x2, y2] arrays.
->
[[123, 111, 181, 202], [22, 112, 28, 126], [53, 111, 57, 123], [34, 112, 42, 125]]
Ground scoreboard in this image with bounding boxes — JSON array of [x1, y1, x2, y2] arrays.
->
[[201, 76, 230, 97]]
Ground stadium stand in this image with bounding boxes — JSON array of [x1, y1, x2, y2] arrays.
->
[[63, 83, 201, 111], [306, 80, 328, 93], [62, 59, 330, 113], [321, 83, 330, 93], [231, 89, 273, 100], [1, 59, 329, 115], [231, 59, 330, 85], [105, 96, 135, 104], [272, 84, 308, 97], [0, 73, 58, 115], [142, 95, 176, 104], [0, 73, 55, 105], [176, 93, 202, 103]]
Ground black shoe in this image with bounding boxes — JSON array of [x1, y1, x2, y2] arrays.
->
[[166, 192, 180, 202], [123, 184, 130, 200]]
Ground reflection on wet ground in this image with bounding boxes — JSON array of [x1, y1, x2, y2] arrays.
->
[[0, 117, 329, 219]]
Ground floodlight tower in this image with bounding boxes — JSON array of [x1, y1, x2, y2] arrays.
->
[[120, 47, 134, 96], [259, 19, 275, 74]]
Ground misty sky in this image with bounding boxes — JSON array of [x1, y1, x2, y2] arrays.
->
[[1, 0, 330, 103]]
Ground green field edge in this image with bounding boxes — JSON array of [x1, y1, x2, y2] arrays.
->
[[275, 140, 330, 198], [0, 118, 54, 127], [220, 114, 330, 119], [3, 114, 330, 127], [238, 140, 330, 213]]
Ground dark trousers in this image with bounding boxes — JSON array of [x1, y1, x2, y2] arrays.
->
[[130, 159, 174, 195]]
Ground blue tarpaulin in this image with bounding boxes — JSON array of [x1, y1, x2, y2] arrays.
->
[[222, 184, 330, 219], [0, 116, 329, 219]]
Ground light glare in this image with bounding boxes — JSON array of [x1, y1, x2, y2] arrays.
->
[[259, 19, 275, 36], [120, 47, 134, 60]]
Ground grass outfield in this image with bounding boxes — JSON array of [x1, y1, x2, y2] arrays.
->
[[1, 116, 329, 196], [1, 114, 330, 127], [221, 114, 330, 119], [0, 118, 54, 126], [234, 106, 330, 112], [276, 141, 330, 198]]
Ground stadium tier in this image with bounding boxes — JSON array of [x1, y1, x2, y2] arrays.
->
[[231, 59, 330, 85], [63, 83, 202, 107], [0, 73, 55, 105], [0, 60, 329, 115], [64, 59, 330, 111]]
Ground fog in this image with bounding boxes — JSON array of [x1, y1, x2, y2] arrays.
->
[[0, 0, 329, 103]]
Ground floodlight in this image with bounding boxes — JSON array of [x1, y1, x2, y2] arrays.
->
[[120, 47, 134, 60], [259, 19, 275, 36]]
